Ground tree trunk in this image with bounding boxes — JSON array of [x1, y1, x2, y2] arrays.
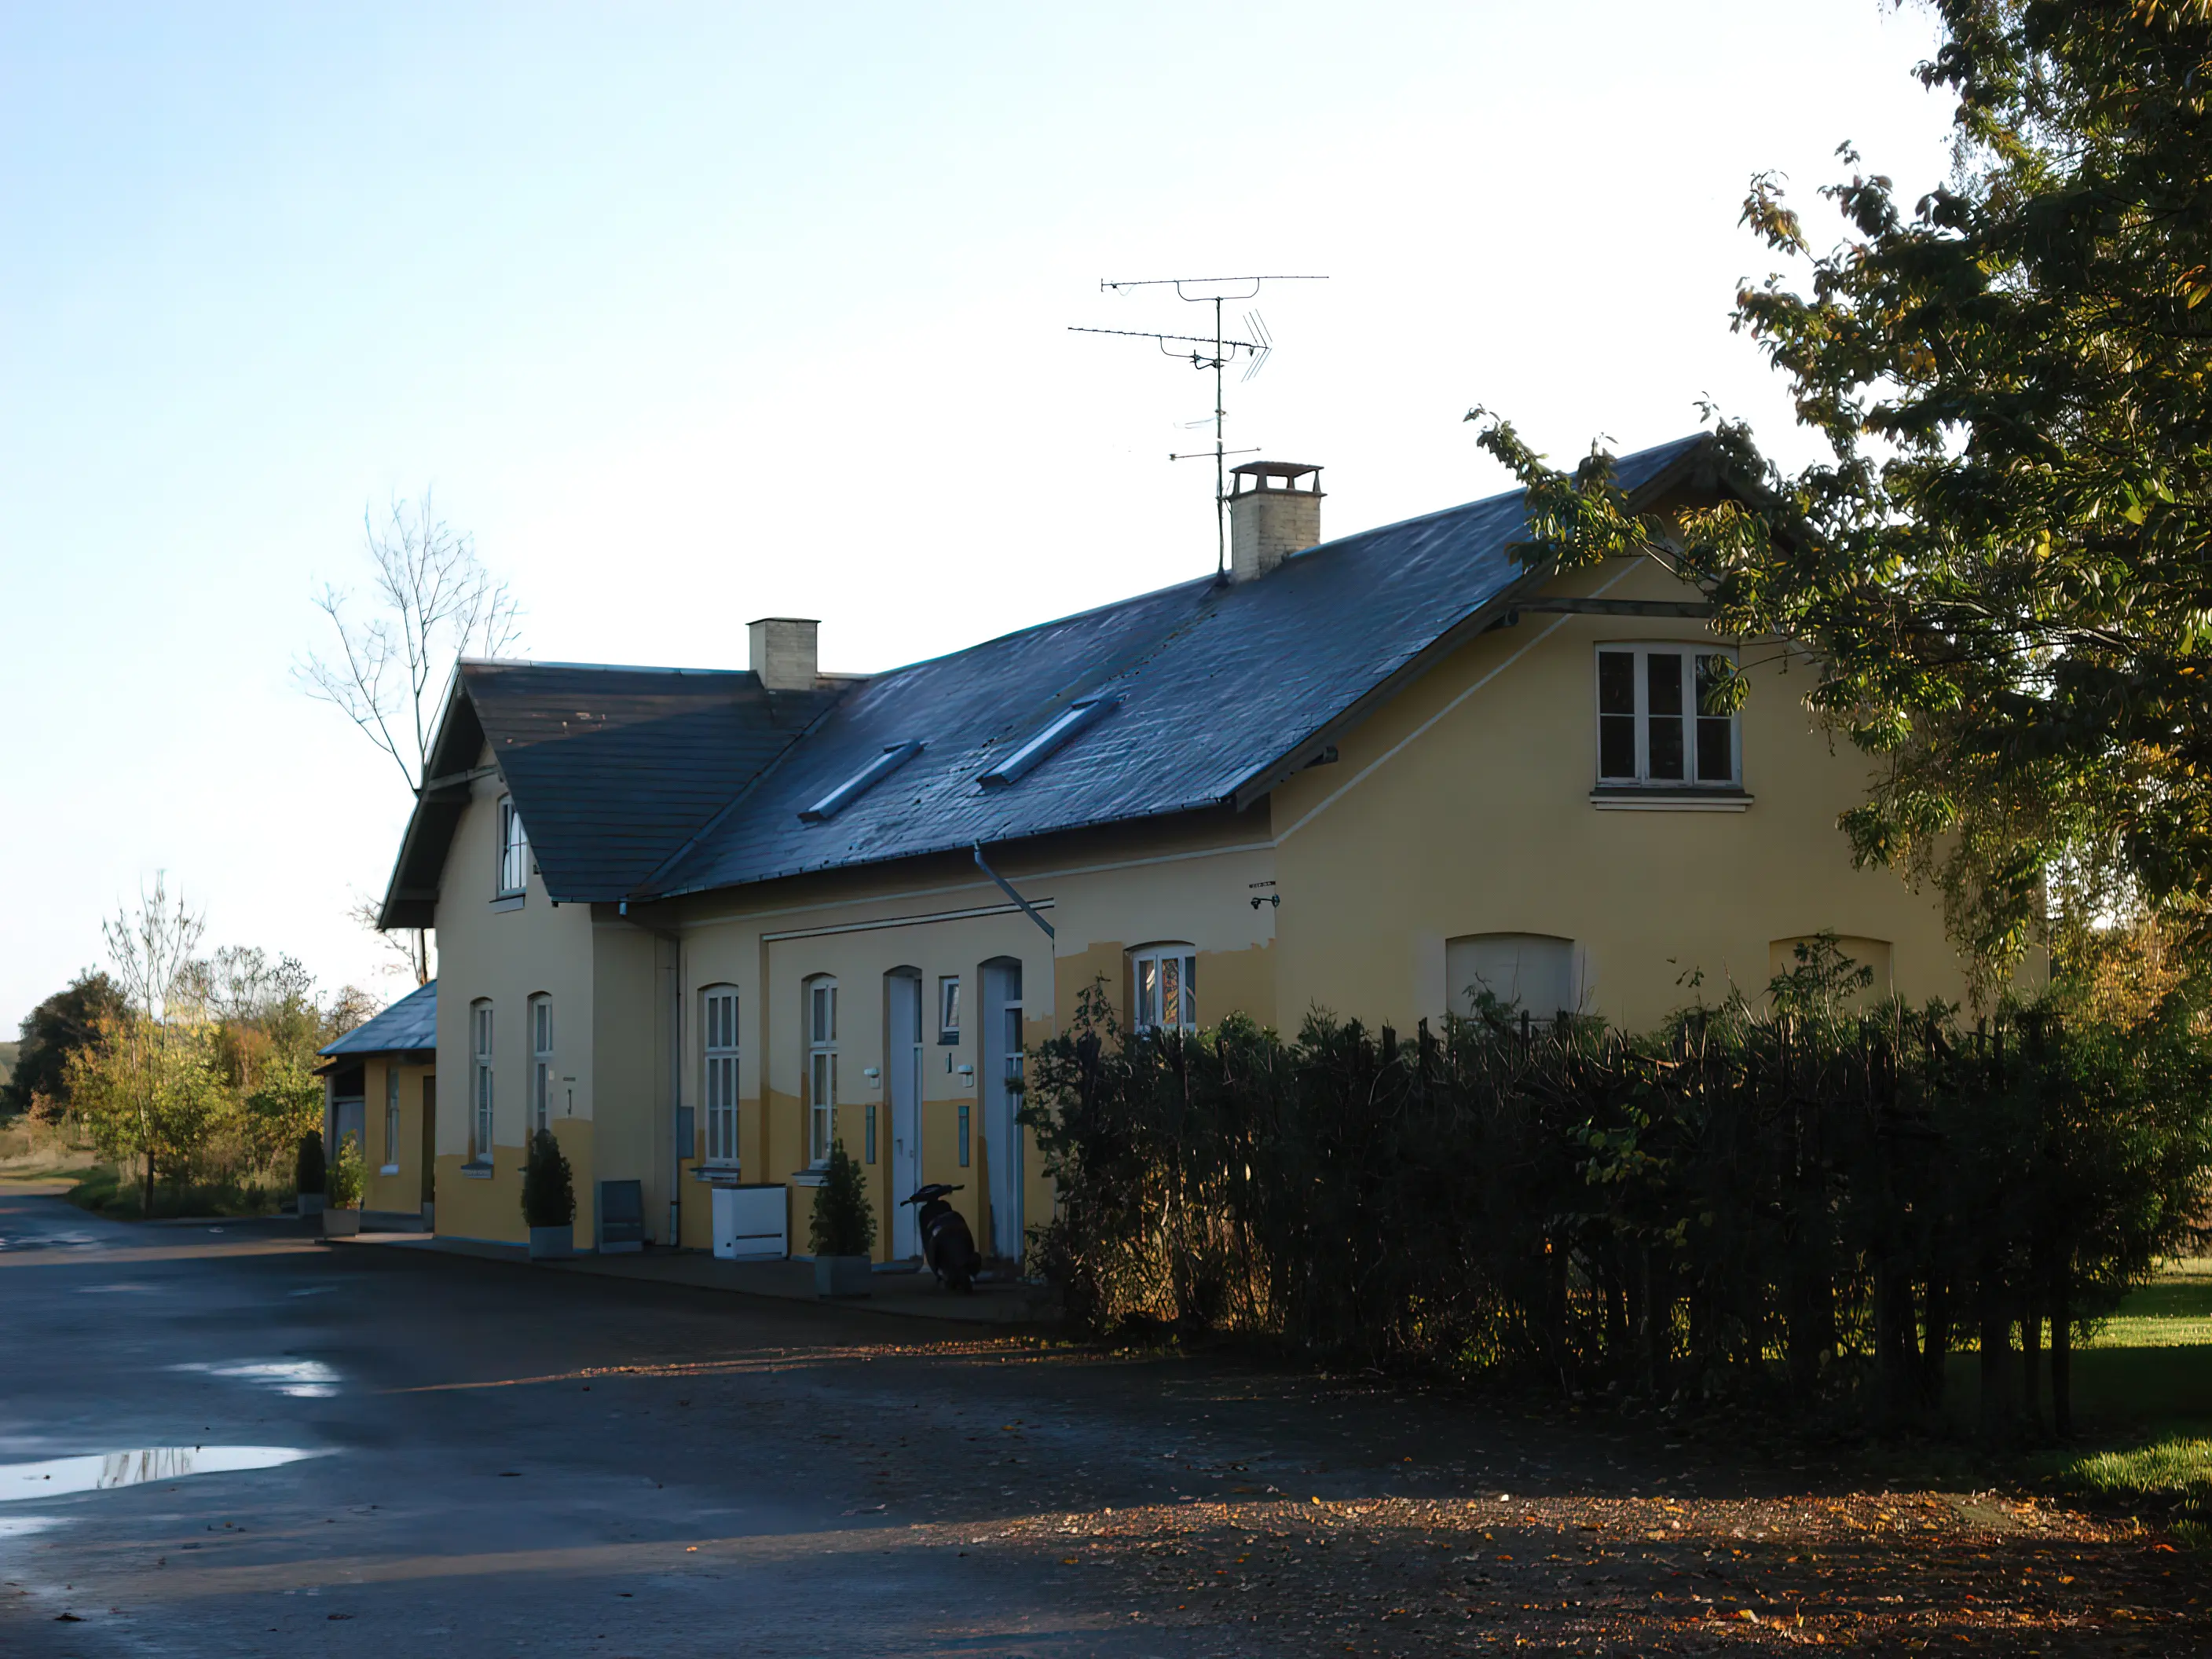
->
[[1977, 1288, 2012, 1443], [1920, 1273, 1951, 1419], [2020, 1289, 2044, 1434], [141, 1148, 155, 1217]]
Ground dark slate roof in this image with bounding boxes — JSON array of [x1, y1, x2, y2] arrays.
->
[[639, 434, 1713, 897], [470, 662, 844, 902], [319, 980, 438, 1058], [378, 663, 845, 926]]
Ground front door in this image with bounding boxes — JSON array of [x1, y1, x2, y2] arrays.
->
[[887, 973, 923, 1258], [980, 959, 1024, 1262], [419, 1075, 437, 1210]]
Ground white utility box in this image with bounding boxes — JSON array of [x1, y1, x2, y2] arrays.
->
[[711, 1184, 788, 1260]]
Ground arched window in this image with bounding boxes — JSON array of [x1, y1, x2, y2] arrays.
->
[[496, 797, 530, 895], [470, 1000, 495, 1164], [1445, 934, 1580, 1020], [528, 994, 555, 1136], [1131, 943, 1198, 1033], [804, 976, 838, 1167], [701, 985, 740, 1166]]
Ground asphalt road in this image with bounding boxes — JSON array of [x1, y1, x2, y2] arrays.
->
[[1, 1185, 2199, 1657]]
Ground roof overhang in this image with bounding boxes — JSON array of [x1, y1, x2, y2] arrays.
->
[[376, 673, 491, 931]]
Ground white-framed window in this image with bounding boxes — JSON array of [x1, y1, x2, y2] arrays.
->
[[937, 975, 961, 1044], [1447, 933, 1582, 1021], [702, 985, 739, 1165], [1131, 943, 1199, 1033], [1595, 645, 1739, 789], [470, 1000, 495, 1163], [529, 994, 554, 1137], [805, 976, 838, 1167], [383, 1067, 401, 1174], [496, 797, 529, 896]]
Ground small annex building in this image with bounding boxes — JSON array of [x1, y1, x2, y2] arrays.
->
[[375, 436, 1972, 1260], [316, 978, 438, 1232]]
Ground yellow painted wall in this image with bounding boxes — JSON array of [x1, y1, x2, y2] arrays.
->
[[359, 1057, 434, 1216], [430, 760, 601, 1245], [1266, 553, 1974, 1032]]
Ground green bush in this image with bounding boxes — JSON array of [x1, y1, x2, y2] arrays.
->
[[295, 1130, 326, 1197], [1022, 965, 2212, 1438], [521, 1129, 576, 1229], [809, 1141, 876, 1258], [326, 1133, 364, 1209]]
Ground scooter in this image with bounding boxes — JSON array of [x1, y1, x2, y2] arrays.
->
[[901, 1182, 980, 1291]]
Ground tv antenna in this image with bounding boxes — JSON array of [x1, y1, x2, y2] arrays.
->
[[1071, 273, 1328, 575]]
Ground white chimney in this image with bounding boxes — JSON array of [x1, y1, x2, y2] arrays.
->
[[1226, 461, 1324, 582], [747, 617, 819, 691]]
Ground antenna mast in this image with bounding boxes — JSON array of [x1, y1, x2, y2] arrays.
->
[[1072, 273, 1327, 576]]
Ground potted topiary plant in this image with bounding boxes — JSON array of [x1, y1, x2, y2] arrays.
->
[[809, 1140, 875, 1297], [322, 1133, 363, 1237], [521, 1128, 577, 1260], [296, 1130, 327, 1218]]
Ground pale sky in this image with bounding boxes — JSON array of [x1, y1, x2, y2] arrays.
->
[[0, 2, 1958, 1030]]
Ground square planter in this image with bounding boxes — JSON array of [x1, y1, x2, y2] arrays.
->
[[298, 1193, 327, 1218], [814, 1254, 873, 1298], [529, 1224, 575, 1261], [321, 1208, 361, 1238]]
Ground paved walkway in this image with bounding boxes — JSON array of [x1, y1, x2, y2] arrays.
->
[[335, 1230, 1059, 1326]]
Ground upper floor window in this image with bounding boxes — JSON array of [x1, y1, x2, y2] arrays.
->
[[529, 994, 555, 1137], [805, 976, 838, 1167], [470, 1000, 495, 1163], [496, 797, 530, 896], [1596, 646, 1738, 789], [702, 985, 739, 1165], [1132, 943, 1198, 1034], [937, 975, 962, 1045]]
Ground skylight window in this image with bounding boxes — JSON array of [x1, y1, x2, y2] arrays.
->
[[980, 697, 1119, 789], [797, 742, 924, 823]]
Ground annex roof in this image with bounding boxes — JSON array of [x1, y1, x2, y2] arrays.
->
[[638, 433, 1713, 898], [318, 979, 438, 1060]]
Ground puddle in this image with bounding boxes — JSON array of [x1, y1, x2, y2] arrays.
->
[[0, 1446, 315, 1500], [286, 1285, 339, 1298], [0, 1232, 101, 1251], [76, 1284, 154, 1295], [170, 1360, 339, 1398]]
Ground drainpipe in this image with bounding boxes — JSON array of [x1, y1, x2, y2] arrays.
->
[[620, 900, 683, 1247], [972, 842, 1054, 940]]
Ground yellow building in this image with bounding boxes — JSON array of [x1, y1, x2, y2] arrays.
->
[[315, 978, 437, 1230], [378, 436, 1972, 1259]]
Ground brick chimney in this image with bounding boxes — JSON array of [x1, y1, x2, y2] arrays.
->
[[1226, 461, 1324, 582], [747, 617, 819, 690]]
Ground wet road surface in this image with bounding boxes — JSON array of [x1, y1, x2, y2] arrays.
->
[[0, 1186, 2199, 1656]]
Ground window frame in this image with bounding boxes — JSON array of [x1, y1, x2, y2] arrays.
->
[[381, 1066, 401, 1175], [937, 975, 961, 1046], [528, 994, 554, 1138], [701, 984, 740, 1166], [1130, 943, 1199, 1035], [470, 1000, 495, 1166], [804, 976, 838, 1169], [1593, 643, 1741, 791], [496, 797, 530, 898]]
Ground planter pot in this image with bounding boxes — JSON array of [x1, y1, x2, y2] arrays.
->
[[298, 1193, 327, 1218], [321, 1208, 361, 1238], [529, 1224, 575, 1261], [815, 1254, 873, 1298]]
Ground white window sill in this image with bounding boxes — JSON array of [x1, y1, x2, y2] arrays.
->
[[1590, 789, 1752, 812], [379, 1164, 400, 1176], [693, 1165, 745, 1184], [789, 1168, 830, 1188], [490, 894, 525, 913], [460, 1163, 494, 1180]]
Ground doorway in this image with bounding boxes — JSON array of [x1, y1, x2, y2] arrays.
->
[[980, 958, 1024, 1262], [886, 971, 923, 1258], [419, 1075, 437, 1212]]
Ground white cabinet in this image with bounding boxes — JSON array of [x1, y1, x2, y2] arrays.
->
[[711, 1184, 787, 1260]]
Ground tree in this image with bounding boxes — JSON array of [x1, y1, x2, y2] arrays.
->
[[2, 969, 126, 1121], [299, 489, 521, 984], [88, 876, 208, 1212], [809, 1141, 877, 1258], [1474, 1, 2212, 991]]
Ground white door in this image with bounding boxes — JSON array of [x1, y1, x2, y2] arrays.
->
[[980, 960, 1024, 1261], [888, 973, 923, 1259]]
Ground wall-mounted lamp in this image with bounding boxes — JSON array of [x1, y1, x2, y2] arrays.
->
[[862, 1066, 881, 1089]]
